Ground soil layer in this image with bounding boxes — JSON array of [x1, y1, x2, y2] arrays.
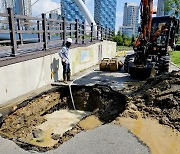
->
[[121, 71, 180, 131], [0, 71, 179, 153]]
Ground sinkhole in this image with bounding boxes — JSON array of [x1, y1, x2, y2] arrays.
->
[[0, 85, 126, 152]]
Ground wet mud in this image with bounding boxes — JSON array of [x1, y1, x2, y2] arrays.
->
[[0, 85, 126, 152], [114, 116, 180, 154], [0, 71, 179, 153], [122, 71, 180, 131]]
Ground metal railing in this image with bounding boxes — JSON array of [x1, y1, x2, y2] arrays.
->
[[0, 8, 114, 57]]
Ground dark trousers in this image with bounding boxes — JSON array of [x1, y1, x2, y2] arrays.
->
[[62, 62, 70, 81], [62, 62, 70, 73]]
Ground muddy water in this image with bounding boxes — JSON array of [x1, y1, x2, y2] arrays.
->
[[114, 117, 180, 154], [25, 109, 90, 147], [79, 115, 102, 130]]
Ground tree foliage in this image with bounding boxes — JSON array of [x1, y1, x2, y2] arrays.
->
[[113, 31, 134, 47], [164, 0, 180, 17]]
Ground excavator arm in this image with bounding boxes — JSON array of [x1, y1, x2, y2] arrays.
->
[[134, 0, 153, 54]]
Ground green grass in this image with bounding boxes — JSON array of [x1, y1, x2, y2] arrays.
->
[[116, 46, 133, 51], [170, 51, 180, 66]]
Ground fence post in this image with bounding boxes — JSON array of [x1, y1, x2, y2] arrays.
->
[[17, 18, 23, 45], [62, 17, 66, 45], [105, 26, 107, 40], [97, 25, 99, 40], [75, 19, 78, 44], [37, 20, 41, 42], [101, 26, 103, 41], [42, 13, 47, 50], [59, 21, 62, 41], [70, 23, 72, 38], [108, 28, 110, 40], [7, 8, 17, 56], [109, 29, 112, 40], [82, 22, 85, 44], [91, 22, 93, 42], [47, 22, 51, 41]]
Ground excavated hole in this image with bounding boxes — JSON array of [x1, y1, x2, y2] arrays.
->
[[0, 85, 126, 152]]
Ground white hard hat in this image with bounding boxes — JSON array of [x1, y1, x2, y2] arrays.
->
[[66, 38, 72, 43]]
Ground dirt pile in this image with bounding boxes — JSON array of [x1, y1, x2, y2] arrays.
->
[[0, 92, 60, 139], [121, 71, 180, 130]]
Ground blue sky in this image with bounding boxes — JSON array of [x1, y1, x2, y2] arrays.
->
[[30, 0, 158, 32]]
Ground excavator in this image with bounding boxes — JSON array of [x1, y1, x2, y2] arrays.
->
[[124, 0, 179, 79]]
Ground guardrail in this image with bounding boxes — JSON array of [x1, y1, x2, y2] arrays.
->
[[0, 8, 114, 57]]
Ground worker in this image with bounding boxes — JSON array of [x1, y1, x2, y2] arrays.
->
[[59, 38, 72, 83]]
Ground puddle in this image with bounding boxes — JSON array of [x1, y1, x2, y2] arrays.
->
[[114, 117, 180, 154], [79, 115, 102, 130], [0, 85, 125, 152], [25, 109, 90, 147]]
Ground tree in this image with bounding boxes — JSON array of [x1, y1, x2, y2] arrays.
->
[[164, 0, 180, 17], [113, 30, 133, 47]]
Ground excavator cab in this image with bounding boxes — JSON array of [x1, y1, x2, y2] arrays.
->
[[124, 0, 179, 80], [150, 16, 179, 55]]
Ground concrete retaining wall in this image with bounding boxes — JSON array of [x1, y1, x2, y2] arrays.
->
[[0, 40, 116, 106]]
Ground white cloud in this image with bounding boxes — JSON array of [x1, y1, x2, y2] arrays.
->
[[31, 0, 60, 17]]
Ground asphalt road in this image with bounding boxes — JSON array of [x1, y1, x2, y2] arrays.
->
[[0, 124, 150, 154], [46, 124, 150, 154]]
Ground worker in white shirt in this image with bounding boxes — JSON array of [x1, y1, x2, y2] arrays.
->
[[59, 38, 72, 83]]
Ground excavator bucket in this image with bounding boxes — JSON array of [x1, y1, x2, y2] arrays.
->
[[129, 65, 154, 80]]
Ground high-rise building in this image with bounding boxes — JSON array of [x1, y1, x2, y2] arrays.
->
[[49, 10, 61, 20], [61, 0, 85, 22], [14, 0, 31, 16], [1, 0, 14, 13], [157, 0, 164, 16], [1, 0, 31, 16], [119, 26, 134, 37], [121, 2, 139, 37], [94, 0, 117, 31], [157, 0, 180, 18]]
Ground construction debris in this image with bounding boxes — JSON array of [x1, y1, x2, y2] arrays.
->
[[120, 71, 180, 131]]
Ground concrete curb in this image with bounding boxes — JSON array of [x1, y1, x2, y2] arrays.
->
[[170, 62, 180, 69]]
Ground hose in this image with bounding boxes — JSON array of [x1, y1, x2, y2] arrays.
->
[[68, 69, 95, 110]]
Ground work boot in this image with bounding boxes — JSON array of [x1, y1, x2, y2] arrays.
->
[[67, 72, 71, 81], [63, 73, 67, 83]]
